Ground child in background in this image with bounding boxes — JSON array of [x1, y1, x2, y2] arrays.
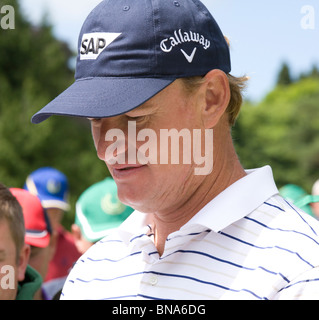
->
[[24, 167, 81, 298], [10, 188, 54, 299]]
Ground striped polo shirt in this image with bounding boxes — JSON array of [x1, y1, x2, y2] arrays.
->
[[61, 166, 319, 300]]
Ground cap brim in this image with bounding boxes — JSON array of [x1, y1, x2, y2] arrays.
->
[[75, 202, 130, 243], [31, 77, 175, 124], [25, 230, 50, 248], [296, 195, 319, 208], [41, 199, 70, 211]]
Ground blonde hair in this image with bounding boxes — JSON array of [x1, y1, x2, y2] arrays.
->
[[181, 37, 249, 126]]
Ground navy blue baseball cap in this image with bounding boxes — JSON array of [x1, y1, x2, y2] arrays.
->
[[31, 0, 231, 124]]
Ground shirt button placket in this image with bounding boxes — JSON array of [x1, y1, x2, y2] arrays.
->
[[149, 275, 158, 286]]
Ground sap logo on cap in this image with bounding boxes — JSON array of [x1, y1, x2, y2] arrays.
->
[[80, 32, 122, 60]]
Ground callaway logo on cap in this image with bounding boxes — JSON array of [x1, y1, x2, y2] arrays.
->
[[31, 0, 231, 124], [160, 29, 211, 63]]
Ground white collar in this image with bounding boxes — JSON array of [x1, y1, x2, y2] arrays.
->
[[182, 165, 279, 232], [118, 166, 279, 237]]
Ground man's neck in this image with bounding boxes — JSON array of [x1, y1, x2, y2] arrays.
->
[[152, 134, 246, 256]]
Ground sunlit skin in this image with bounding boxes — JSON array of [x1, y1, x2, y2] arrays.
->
[[0, 220, 30, 300], [89, 70, 246, 255], [311, 202, 319, 219], [71, 224, 94, 255]]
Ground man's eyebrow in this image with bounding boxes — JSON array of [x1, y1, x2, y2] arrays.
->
[[126, 102, 157, 115]]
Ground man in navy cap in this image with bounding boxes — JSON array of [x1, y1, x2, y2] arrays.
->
[[32, 1, 319, 300]]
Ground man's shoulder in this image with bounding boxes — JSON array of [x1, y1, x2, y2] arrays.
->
[[241, 194, 319, 266], [251, 194, 319, 236], [60, 231, 130, 299]]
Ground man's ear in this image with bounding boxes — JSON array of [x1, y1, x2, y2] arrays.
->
[[201, 69, 230, 129], [71, 224, 82, 242], [17, 244, 30, 282]]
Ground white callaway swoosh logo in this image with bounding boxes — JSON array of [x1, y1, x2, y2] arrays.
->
[[180, 48, 197, 63]]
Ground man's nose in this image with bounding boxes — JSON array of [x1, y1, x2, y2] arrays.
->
[[92, 120, 128, 163]]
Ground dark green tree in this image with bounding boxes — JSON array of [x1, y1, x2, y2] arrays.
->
[[276, 62, 293, 86], [0, 0, 108, 228], [299, 65, 319, 81], [233, 76, 319, 193]]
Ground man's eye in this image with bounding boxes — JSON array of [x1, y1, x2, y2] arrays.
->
[[126, 115, 147, 122]]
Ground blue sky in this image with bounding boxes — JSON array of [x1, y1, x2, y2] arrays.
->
[[19, 0, 319, 102]]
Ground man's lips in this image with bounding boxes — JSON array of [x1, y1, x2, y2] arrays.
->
[[111, 164, 146, 170], [110, 164, 147, 179]]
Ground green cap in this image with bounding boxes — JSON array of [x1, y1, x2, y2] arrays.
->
[[279, 184, 319, 217], [75, 177, 134, 242]]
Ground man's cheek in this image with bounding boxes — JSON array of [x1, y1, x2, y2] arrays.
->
[[91, 125, 101, 151]]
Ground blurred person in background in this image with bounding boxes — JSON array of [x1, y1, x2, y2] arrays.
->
[[311, 180, 319, 219], [72, 177, 134, 254], [10, 188, 54, 300], [53, 177, 134, 300], [0, 183, 42, 300], [24, 167, 81, 297], [280, 184, 319, 219]]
